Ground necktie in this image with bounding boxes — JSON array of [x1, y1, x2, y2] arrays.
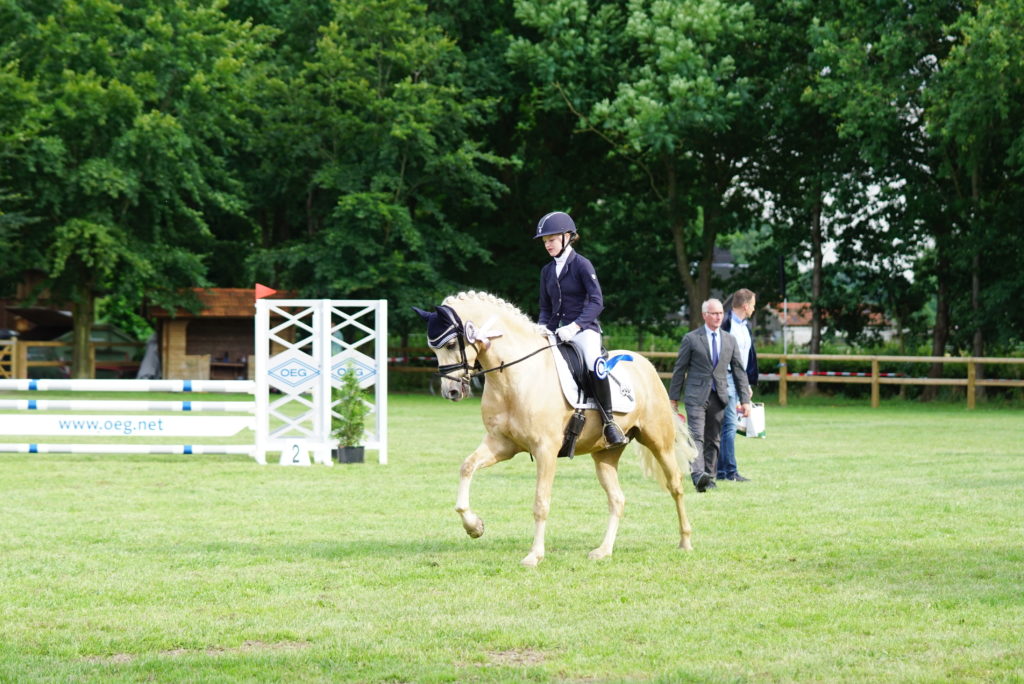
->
[[711, 331, 719, 392]]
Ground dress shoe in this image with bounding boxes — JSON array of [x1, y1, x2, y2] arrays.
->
[[694, 473, 714, 492], [729, 474, 750, 482]]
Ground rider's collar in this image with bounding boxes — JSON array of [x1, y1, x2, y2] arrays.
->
[[553, 244, 574, 271]]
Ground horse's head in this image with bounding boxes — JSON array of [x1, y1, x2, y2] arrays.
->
[[414, 291, 539, 402], [413, 303, 485, 401]]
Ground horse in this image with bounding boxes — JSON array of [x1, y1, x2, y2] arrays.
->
[[415, 290, 698, 567]]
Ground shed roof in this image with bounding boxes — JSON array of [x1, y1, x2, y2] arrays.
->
[[150, 288, 290, 318]]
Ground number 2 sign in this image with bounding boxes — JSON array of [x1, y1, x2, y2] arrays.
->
[[279, 440, 311, 466]]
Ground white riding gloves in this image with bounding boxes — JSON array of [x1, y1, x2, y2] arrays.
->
[[555, 322, 580, 342]]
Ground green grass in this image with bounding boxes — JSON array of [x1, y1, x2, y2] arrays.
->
[[1, 394, 1022, 682]]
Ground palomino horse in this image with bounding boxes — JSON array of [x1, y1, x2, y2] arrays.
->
[[415, 291, 697, 567]]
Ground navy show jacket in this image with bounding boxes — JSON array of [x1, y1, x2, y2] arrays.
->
[[538, 250, 604, 333]]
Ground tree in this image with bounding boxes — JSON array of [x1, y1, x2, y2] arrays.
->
[[925, 0, 1024, 354], [247, 0, 510, 340], [800, 0, 962, 393], [509, 0, 761, 325], [803, 0, 1024, 391], [740, 0, 863, 386], [0, 60, 41, 296], [0, 0, 270, 376]]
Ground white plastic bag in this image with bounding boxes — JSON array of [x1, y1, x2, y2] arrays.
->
[[743, 402, 766, 438]]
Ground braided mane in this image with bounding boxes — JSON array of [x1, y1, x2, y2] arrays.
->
[[443, 290, 547, 336]]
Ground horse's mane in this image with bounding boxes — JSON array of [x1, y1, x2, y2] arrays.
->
[[443, 290, 548, 336]]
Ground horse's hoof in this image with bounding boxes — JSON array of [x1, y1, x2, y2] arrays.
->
[[587, 548, 611, 560], [678, 539, 693, 551], [520, 553, 541, 567], [462, 515, 484, 538]]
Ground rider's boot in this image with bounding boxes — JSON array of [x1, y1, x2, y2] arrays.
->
[[590, 371, 628, 447]]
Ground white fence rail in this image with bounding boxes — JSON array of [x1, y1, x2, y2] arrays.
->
[[0, 379, 261, 461]]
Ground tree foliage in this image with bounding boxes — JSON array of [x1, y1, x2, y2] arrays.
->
[[245, 0, 510, 338], [508, 0, 762, 324], [0, 0, 269, 374], [2, 0, 1023, 369]]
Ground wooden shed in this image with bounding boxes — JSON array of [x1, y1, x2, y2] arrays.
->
[[150, 288, 270, 380]]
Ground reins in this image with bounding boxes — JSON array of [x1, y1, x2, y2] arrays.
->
[[462, 341, 559, 380], [425, 301, 561, 382], [427, 302, 559, 382], [436, 340, 558, 382]]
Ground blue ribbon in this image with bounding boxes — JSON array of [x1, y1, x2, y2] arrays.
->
[[605, 353, 633, 371], [594, 353, 634, 379]]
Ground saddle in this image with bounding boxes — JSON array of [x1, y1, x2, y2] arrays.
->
[[556, 342, 591, 405], [548, 336, 637, 458], [548, 336, 637, 413]]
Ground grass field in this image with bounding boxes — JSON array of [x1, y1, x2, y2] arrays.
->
[[1, 394, 1022, 682]]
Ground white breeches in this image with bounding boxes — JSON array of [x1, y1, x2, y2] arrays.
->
[[571, 329, 602, 372]]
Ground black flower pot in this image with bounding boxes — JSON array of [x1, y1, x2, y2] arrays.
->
[[332, 446, 364, 463]]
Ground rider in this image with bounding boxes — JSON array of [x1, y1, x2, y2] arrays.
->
[[535, 211, 627, 447]]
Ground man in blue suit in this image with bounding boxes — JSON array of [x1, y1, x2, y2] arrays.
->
[[668, 298, 752, 492]]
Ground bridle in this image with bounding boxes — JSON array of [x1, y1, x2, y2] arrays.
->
[[430, 305, 477, 380], [429, 305, 557, 382]]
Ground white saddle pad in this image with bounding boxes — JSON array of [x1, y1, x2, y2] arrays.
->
[[547, 335, 638, 414]]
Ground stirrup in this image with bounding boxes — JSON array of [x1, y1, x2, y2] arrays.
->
[[603, 420, 627, 446]]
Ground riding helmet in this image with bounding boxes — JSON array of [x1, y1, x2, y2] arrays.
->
[[534, 211, 577, 239]]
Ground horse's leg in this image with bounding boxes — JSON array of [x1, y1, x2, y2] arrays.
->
[[638, 424, 694, 551], [455, 434, 514, 538], [658, 450, 693, 551], [521, 451, 557, 567], [667, 465, 693, 551], [589, 446, 626, 560]]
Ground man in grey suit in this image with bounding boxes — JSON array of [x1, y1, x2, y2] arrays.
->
[[668, 298, 752, 492]]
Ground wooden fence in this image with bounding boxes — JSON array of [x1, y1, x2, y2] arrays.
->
[[0, 341, 12, 379], [0, 340, 144, 379], [5, 340, 1022, 409], [641, 350, 1024, 409]]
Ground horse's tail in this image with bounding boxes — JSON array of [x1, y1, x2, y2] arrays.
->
[[635, 412, 697, 491]]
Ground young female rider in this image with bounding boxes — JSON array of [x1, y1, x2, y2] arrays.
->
[[535, 211, 627, 447]]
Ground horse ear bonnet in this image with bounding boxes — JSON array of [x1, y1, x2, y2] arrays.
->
[[413, 305, 461, 349]]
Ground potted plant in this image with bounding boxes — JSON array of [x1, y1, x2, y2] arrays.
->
[[331, 362, 369, 463]]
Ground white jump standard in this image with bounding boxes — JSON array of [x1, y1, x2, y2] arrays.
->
[[0, 298, 388, 465]]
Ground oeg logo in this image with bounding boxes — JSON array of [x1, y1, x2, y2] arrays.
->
[[332, 357, 375, 384], [269, 357, 320, 389]]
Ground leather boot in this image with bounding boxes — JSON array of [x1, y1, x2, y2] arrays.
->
[[591, 372, 627, 446]]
